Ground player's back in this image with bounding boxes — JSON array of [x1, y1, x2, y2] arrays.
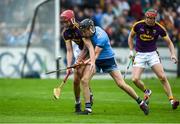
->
[[91, 26, 114, 60], [62, 26, 84, 50]]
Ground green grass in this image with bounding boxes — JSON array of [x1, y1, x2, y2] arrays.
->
[[0, 78, 180, 123]]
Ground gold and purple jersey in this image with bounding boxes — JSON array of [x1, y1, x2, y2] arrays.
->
[[62, 26, 84, 50], [131, 20, 167, 52]]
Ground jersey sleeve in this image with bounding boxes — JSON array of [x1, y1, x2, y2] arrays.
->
[[132, 23, 138, 33], [95, 32, 107, 48], [158, 24, 167, 38], [131, 20, 144, 33], [62, 30, 70, 42]]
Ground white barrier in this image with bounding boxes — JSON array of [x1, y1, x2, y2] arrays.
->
[[0, 47, 177, 78], [0, 47, 56, 78]]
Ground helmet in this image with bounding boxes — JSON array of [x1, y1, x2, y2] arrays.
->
[[145, 9, 157, 18], [79, 19, 95, 33], [60, 10, 75, 23]]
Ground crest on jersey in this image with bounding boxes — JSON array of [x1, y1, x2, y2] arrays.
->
[[146, 30, 150, 34], [140, 28, 144, 32]]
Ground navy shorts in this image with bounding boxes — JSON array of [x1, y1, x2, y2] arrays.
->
[[95, 57, 119, 73]]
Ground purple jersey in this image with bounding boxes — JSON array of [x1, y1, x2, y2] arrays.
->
[[62, 26, 84, 50], [131, 20, 167, 52]]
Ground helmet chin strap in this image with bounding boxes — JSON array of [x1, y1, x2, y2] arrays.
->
[[90, 26, 95, 34], [71, 18, 75, 24]]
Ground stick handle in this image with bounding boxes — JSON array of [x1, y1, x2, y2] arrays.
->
[[124, 58, 133, 79], [45, 64, 79, 75], [57, 71, 71, 88], [45, 69, 64, 74]]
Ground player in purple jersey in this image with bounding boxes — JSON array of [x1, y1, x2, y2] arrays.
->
[[60, 10, 96, 113], [128, 9, 179, 109]]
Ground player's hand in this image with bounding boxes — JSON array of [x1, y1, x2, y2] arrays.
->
[[171, 55, 178, 64], [84, 59, 90, 64], [66, 68, 72, 75], [76, 60, 84, 66], [129, 50, 134, 59], [84, 59, 95, 71], [89, 61, 95, 72]]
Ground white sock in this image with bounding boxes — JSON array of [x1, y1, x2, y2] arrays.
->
[[170, 100, 174, 105], [140, 100, 144, 105], [75, 101, 81, 104]]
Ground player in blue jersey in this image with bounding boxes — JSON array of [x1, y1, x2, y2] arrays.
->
[[128, 9, 179, 109], [60, 10, 95, 113], [78, 18, 149, 115]]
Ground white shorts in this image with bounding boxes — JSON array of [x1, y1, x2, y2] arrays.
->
[[133, 51, 161, 68], [72, 42, 81, 60]]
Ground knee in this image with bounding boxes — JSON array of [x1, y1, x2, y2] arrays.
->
[[132, 77, 140, 83], [158, 74, 167, 82], [74, 80, 80, 86], [81, 78, 89, 87]]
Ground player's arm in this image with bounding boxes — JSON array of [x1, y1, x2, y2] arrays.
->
[[128, 27, 136, 58], [82, 37, 95, 64], [163, 35, 178, 63], [83, 43, 102, 63], [128, 29, 136, 51], [65, 40, 73, 67], [94, 46, 103, 60], [82, 37, 95, 70], [76, 45, 88, 63]]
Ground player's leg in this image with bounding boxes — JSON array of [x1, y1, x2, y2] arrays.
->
[[78, 65, 95, 114], [132, 52, 152, 101], [109, 70, 149, 115], [151, 63, 179, 109], [132, 67, 145, 91], [132, 67, 152, 102], [73, 68, 82, 112], [72, 44, 83, 112]]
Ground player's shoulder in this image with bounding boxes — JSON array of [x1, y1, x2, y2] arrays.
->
[[95, 26, 103, 32], [155, 22, 166, 31], [63, 26, 79, 35], [132, 20, 145, 27], [95, 26, 107, 38], [62, 27, 70, 35], [96, 26, 107, 35]]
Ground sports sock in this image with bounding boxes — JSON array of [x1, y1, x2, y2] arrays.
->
[[169, 96, 174, 101], [169, 96, 174, 104], [75, 97, 80, 104], [144, 89, 147, 92], [85, 102, 92, 112], [89, 88, 93, 95], [136, 97, 142, 104]]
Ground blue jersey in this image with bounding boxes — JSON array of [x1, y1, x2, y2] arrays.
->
[[91, 26, 114, 60]]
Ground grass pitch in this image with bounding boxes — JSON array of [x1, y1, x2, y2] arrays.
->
[[0, 78, 180, 123]]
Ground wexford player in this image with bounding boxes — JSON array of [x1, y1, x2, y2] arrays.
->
[[128, 9, 179, 109], [60, 10, 95, 113], [78, 18, 149, 115]]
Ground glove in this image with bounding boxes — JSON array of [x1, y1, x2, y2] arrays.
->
[[129, 50, 134, 59]]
